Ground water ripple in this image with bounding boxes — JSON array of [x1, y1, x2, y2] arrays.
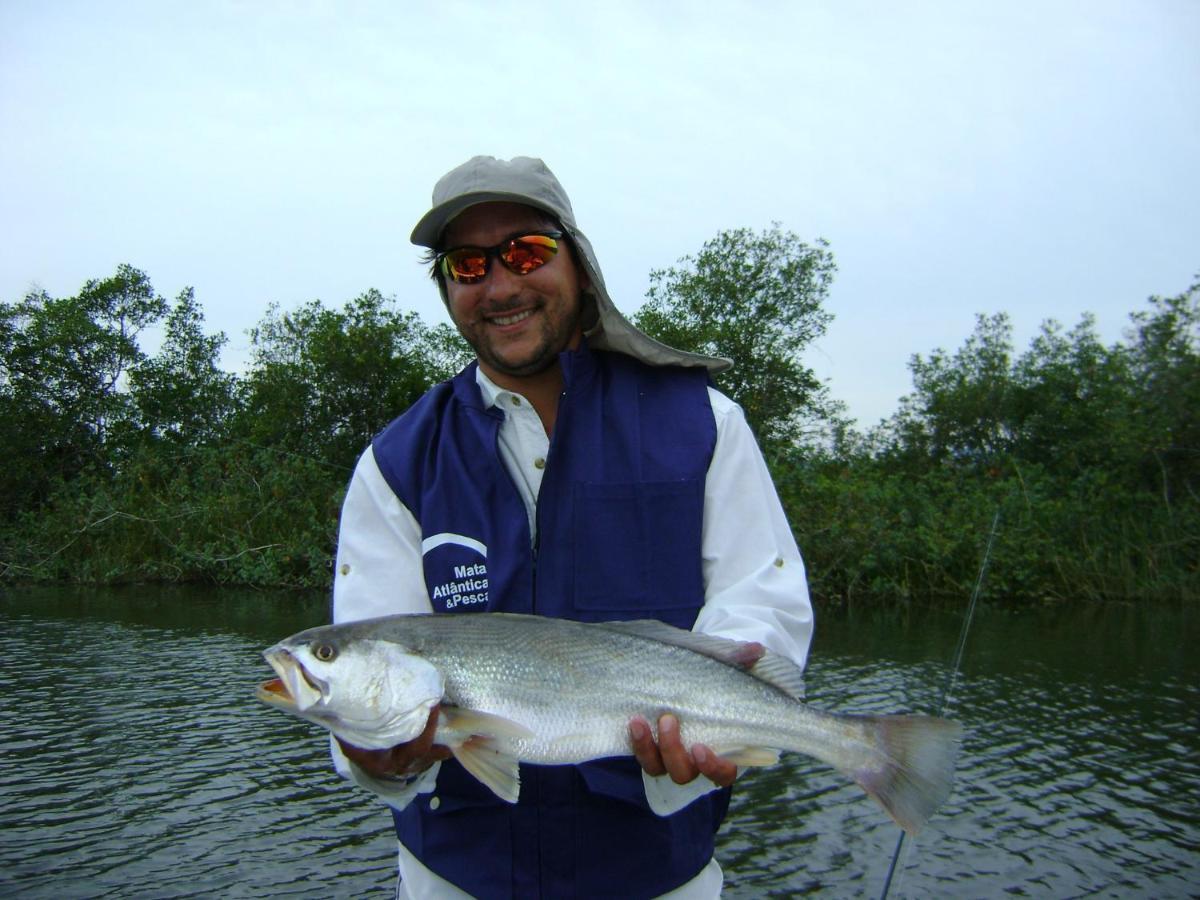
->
[[2, 594, 1197, 898], [0, 610, 397, 898]]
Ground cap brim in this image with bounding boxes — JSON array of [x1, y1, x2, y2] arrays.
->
[[410, 192, 566, 248]]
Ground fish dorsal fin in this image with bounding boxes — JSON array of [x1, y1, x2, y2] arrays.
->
[[590, 620, 806, 700]]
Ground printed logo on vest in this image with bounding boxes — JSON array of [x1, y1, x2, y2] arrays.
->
[[422, 533, 489, 612], [430, 562, 489, 610]]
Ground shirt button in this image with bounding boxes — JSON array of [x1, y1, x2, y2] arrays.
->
[[510, 396, 521, 406], [340, 563, 351, 575], [534, 457, 546, 469], [774, 557, 785, 568], [429, 796, 441, 810]]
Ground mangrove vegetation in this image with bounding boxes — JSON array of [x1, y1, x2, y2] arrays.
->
[[2, 235, 1196, 605]]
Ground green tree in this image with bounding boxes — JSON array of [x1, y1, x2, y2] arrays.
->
[[883, 313, 1016, 468], [236, 289, 469, 471], [634, 225, 840, 450], [1006, 315, 1135, 479], [129, 286, 237, 447], [0, 265, 166, 515], [865, 285, 1200, 604], [1124, 283, 1200, 505]]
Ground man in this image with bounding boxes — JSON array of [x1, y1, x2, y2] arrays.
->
[[331, 155, 813, 899]]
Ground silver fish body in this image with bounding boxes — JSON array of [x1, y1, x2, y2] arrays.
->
[[258, 612, 961, 835]]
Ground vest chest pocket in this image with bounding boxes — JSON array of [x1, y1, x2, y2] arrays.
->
[[572, 480, 705, 612]]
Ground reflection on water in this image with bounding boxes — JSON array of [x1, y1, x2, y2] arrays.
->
[[0, 587, 1197, 898]]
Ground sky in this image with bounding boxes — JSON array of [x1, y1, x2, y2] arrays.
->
[[2, 1, 1197, 427]]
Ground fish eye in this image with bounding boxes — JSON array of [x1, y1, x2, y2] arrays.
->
[[313, 643, 337, 663]]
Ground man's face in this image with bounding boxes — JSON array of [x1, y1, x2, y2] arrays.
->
[[441, 202, 585, 382]]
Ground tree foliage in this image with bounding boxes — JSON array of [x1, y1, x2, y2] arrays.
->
[[885, 312, 1017, 466], [2, 258, 1196, 604], [634, 225, 841, 449], [130, 287, 237, 447], [879, 287, 1199, 499], [1125, 289, 1200, 505], [0, 267, 471, 585], [235, 289, 469, 472], [0, 265, 166, 514], [799, 281, 1200, 604]]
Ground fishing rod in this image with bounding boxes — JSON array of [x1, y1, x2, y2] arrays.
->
[[877, 509, 1001, 900]]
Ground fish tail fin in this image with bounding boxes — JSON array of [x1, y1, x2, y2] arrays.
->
[[843, 714, 962, 836]]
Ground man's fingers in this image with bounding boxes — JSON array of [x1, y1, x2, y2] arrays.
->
[[630, 714, 742, 786], [336, 739, 394, 777], [336, 706, 450, 779], [630, 716, 666, 776], [656, 714, 700, 785]]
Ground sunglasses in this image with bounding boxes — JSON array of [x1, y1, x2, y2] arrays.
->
[[437, 231, 564, 285]]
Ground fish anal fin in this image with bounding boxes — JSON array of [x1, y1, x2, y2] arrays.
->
[[713, 745, 781, 767], [451, 737, 521, 804]]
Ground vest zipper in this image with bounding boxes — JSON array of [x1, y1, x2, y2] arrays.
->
[[530, 387, 569, 615]]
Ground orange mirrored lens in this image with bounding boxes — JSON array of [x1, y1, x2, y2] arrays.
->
[[443, 249, 488, 282], [441, 233, 560, 284], [500, 234, 557, 275]]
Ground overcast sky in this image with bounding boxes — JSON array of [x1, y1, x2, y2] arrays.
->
[[2, 1, 1197, 427]]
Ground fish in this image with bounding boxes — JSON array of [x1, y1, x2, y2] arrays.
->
[[256, 612, 962, 835]]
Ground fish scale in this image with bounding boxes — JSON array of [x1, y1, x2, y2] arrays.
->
[[422, 621, 797, 762]]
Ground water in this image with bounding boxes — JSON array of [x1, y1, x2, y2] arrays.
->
[[718, 603, 1200, 898], [1, 587, 1196, 898]]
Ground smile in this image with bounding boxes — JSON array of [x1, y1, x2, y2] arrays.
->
[[490, 309, 535, 327]]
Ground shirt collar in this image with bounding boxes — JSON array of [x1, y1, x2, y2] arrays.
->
[[474, 366, 509, 409]]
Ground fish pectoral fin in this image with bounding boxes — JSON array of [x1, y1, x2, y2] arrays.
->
[[712, 745, 781, 767], [438, 706, 529, 804], [451, 738, 521, 804], [439, 706, 535, 741]]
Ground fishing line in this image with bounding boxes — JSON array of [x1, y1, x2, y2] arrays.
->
[[877, 509, 1001, 900]]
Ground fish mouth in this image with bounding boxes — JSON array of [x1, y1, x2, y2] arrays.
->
[[255, 676, 293, 706], [257, 647, 326, 711]]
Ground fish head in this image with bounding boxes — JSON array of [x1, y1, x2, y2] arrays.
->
[[257, 632, 444, 750]]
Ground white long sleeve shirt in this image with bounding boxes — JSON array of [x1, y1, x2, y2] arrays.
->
[[332, 369, 814, 899]]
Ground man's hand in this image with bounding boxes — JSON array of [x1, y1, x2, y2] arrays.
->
[[336, 704, 452, 779], [629, 713, 738, 788]]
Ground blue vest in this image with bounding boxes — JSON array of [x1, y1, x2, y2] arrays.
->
[[371, 343, 729, 899]]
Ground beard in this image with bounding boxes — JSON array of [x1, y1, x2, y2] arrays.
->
[[456, 294, 584, 378]]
